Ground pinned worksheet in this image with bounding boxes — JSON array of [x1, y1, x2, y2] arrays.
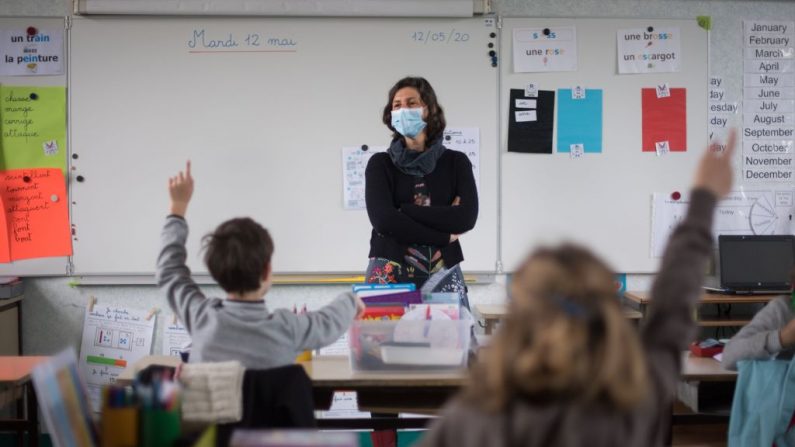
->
[[443, 127, 480, 190], [162, 317, 190, 357], [512, 26, 577, 73], [341, 145, 386, 210], [78, 304, 155, 411], [0, 168, 71, 262], [0, 27, 63, 76], [617, 27, 681, 74], [651, 188, 795, 257], [0, 86, 67, 172]]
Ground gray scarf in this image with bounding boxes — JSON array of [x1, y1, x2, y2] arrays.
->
[[387, 137, 446, 177]]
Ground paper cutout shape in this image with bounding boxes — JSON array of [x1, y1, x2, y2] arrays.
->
[[656, 83, 670, 98], [515, 110, 537, 122], [642, 87, 687, 152], [570, 144, 584, 159], [655, 141, 670, 156], [0, 86, 67, 173], [557, 89, 603, 153], [507, 89, 555, 154], [0, 168, 72, 262]]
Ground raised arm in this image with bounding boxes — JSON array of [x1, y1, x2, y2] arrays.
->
[[156, 161, 211, 332], [400, 153, 478, 234], [365, 154, 451, 246], [641, 130, 736, 396]]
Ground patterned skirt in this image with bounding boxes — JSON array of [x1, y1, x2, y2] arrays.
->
[[364, 247, 470, 311]]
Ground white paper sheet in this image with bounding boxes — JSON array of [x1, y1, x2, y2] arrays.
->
[[162, 316, 191, 357], [513, 27, 577, 73], [317, 391, 371, 419], [78, 304, 155, 411], [317, 332, 349, 356], [342, 145, 386, 210], [617, 27, 681, 74], [443, 127, 481, 191], [651, 188, 795, 257], [0, 28, 64, 76]]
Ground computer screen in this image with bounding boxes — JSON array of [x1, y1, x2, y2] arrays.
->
[[720, 235, 795, 291]]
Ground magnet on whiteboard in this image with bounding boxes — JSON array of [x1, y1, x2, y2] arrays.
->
[[671, 191, 681, 201], [29, 93, 38, 100], [27, 26, 37, 36], [22, 176, 31, 183], [51, 194, 59, 202]]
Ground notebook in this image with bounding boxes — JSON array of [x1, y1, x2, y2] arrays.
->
[[30, 349, 99, 447], [703, 235, 795, 294]]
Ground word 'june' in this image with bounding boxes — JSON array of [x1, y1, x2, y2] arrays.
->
[[187, 29, 296, 49]]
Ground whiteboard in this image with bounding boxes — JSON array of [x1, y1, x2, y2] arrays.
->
[[500, 18, 708, 273], [0, 17, 69, 276], [69, 16, 499, 275]]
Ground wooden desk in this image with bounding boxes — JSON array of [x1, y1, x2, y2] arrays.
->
[[625, 291, 778, 327], [680, 352, 736, 382], [475, 302, 643, 335], [0, 356, 48, 447], [119, 355, 466, 430]]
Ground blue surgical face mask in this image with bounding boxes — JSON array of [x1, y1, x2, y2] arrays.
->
[[391, 107, 427, 139]]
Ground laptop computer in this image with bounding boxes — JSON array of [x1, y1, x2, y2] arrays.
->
[[704, 235, 795, 294]]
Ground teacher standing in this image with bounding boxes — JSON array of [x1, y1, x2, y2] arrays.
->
[[364, 77, 478, 310]]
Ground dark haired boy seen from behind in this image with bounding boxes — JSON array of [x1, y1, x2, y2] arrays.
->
[[157, 161, 365, 368]]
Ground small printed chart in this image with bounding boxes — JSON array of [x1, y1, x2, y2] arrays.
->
[[750, 195, 779, 235]]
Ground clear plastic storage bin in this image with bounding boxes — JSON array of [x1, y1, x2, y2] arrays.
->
[[348, 309, 473, 372]]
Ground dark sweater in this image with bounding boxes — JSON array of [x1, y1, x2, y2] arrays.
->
[[418, 188, 717, 447], [364, 148, 478, 267]]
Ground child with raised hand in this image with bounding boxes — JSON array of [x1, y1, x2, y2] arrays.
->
[[419, 130, 737, 447], [157, 161, 365, 368]]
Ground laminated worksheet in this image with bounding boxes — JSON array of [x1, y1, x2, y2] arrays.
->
[[651, 188, 795, 257], [78, 303, 155, 411]]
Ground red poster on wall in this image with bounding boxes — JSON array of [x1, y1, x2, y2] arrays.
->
[[0, 168, 72, 262], [642, 88, 687, 152]]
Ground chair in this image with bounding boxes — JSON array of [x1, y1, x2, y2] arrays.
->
[[216, 365, 316, 446]]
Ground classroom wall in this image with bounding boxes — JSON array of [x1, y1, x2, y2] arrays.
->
[[3, 0, 782, 354]]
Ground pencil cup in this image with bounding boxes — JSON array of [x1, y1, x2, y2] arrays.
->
[[101, 407, 138, 447], [139, 408, 181, 447]]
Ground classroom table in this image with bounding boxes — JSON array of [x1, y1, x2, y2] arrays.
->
[[674, 351, 737, 433], [475, 302, 643, 335], [625, 291, 778, 327], [118, 355, 467, 430], [121, 352, 734, 432], [0, 356, 48, 447]]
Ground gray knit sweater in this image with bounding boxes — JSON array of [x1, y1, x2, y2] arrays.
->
[[722, 295, 794, 371], [418, 188, 717, 447], [156, 216, 357, 369]]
